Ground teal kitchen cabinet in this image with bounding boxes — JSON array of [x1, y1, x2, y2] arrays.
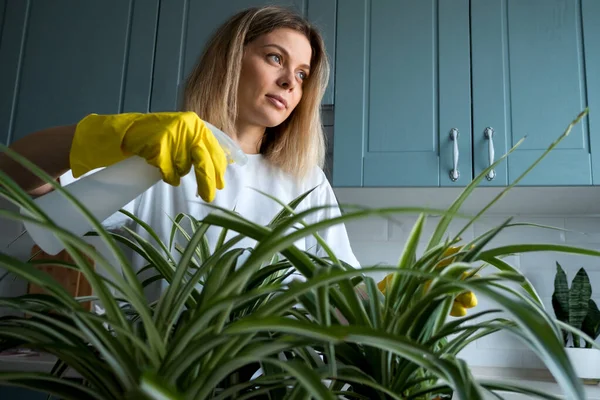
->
[[0, 0, 159, 146], [151, 0, 337, 113], [333, 0, 472, 187], [471, 0, 596, 186], [586, 0, 600, 185], [333, 0, 599, 187], [0, 2, 158, 396]]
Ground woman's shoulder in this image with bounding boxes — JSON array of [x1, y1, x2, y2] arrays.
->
[[235, 156, 333, 202], [252, 155, 327, 186], [303, 164, 329, 187], [300, 165, 338, 207]]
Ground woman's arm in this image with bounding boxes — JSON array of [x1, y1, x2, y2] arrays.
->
[[0, 125, 75, 196]]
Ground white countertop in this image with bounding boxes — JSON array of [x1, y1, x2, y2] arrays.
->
[[470, 367, 600, 399]]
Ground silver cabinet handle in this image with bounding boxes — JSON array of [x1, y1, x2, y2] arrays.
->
[[485, 127, 496, 181], [449, 128, 459, 181]]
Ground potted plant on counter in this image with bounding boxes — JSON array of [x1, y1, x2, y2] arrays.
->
[[0, 109, 598, 399], [553, 262, 600, 384]]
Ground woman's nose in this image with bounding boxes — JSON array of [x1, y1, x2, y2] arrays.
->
[[277, 70, 296, 90]]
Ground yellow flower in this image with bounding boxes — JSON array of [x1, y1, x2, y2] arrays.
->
[[450, 291, 478, 317], [378, 245, 465, 294], [376, 244, 479, 317], [450, 302, 467, 317], [456, 291, 478, 308], [435, 245, 464, 268], [377, 274, 393, 294]]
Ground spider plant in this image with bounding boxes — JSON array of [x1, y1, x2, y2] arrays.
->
[[0, 109, 597, 400]]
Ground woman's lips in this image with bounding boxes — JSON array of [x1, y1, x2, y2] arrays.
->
[[266, 94, 287, 110]]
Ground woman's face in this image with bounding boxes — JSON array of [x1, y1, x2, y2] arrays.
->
[[236, 28, 312, 132]]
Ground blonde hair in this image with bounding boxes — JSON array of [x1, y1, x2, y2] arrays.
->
[[183, 5, 329, 178]]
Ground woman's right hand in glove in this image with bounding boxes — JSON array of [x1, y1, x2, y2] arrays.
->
[[69, 111, 227, 202]]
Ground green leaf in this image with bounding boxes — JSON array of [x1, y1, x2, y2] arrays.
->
[[264, 359, 336, 400], [424, 309, 503, 346], [166, 213, 205, 264], [482, 256, 542, 306], [210, 373, 292, 400], [474, 282, 584, 399], [223, 316, 481, 399], [385, 213, 425, 325], [186, 338, 329, 400], [569, 268, 592, 347], [582, 299, 600, 345], [0, 372, 105, 400], [139, 372, 184, 400], [265, 186, 317, 228], [325, 366, 405, 400], [552, 262, 570, 345], [0, 146, 163, 348], [71, 314, 138, 390], [555, 320, 600, 351], [155, 221, 210, 336], [479, 243, 600, 260], [405, 384, 453, 400]]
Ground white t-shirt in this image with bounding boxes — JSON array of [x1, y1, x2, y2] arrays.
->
[[60, 154, 360, 298]]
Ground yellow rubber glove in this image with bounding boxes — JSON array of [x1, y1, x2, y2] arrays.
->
[[69, 112, 227, 202], [376, 245, 478, 317]]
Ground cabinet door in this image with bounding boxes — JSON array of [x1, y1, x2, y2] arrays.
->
[[333, 0, 471, 187], [584, 0, 600, 184], [150, 0, 337, 113], [0, 0, 159, 146], [472, 0, 592, 186], [307, 0, 336, 105]]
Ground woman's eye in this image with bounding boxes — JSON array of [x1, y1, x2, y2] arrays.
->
[[268, 54, 281, 64], [296, 71, 307, 80]]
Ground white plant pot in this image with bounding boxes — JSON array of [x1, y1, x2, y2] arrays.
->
[[566, 347, 600, 384]]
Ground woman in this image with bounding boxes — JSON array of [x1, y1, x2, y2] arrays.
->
[[0, 6, 360, 296]]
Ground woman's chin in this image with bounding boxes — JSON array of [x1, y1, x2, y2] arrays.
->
[[262, 116, 289, 129], [245, 107, 290, 129]]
